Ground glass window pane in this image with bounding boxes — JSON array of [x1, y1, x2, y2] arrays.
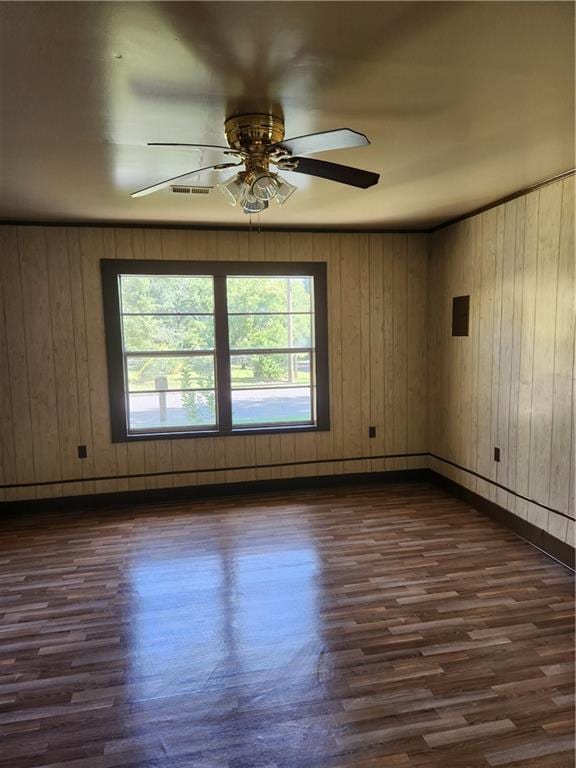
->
[[128, 391, 216, 430], [232, 388, 312, 426], [120, 275, 214, 314], [126, 356, 214, 391], [227, 276, 312, 313], [228, 314, 311, 350], [230, 352, 311, 388], [122, 315, 214, 352]]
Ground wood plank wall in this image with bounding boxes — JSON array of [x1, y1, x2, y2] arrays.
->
[[428, 176, 575, 547], [0, 229, 429, 501]]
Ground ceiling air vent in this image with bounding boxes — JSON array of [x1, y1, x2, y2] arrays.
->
[[170, 185, 212, 196]]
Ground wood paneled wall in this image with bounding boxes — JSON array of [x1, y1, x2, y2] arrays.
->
[[2, 178, 573, 547], [0, 228, 428, 501], [428, 176, 575, 546]]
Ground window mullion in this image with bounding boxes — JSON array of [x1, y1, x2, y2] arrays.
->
[[213, 275, 232, 431]]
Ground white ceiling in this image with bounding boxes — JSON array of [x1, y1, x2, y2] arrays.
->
[[0, 1, 573, 229]]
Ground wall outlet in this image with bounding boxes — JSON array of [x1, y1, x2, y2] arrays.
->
[[77, 445, 87, 459], [494, 447, 500, 462], [368, 426, 376, 438]]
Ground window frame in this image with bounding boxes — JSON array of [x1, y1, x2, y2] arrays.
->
[[101, 259, 330, 442]]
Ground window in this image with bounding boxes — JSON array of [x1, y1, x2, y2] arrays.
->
[[101, 260, 329, 441]]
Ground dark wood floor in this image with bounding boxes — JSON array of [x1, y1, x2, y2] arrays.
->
[[0, 482, 574, 768]]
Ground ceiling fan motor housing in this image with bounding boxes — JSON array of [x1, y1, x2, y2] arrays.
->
[[224, 113, 285, 173]]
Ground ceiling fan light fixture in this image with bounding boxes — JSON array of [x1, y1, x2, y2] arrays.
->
[[242, 198, 268, 214], [217, 173, 245, 206], [251, 172, 280, 202], [240, 189, 269, 214], [274, 175, 297, 206]]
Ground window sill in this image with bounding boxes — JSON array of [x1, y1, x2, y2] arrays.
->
[[113, 424, 330, 443]]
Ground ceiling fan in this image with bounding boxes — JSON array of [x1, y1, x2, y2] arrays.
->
[[131, 113, 379, 213]]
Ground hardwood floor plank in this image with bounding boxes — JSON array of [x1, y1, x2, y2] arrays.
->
[[485, 734, 575, 766]]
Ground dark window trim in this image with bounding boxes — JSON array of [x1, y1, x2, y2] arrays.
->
[[101, 259, 330, 443]]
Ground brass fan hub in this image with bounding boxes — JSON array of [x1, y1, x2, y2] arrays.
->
[[224, 113, 285, 157]]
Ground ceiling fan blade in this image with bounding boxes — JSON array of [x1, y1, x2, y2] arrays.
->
[[131, 162, 240, 198], [287, 157, 379, 189], [270, 129, 369, 157], [148, 143, 239, 153]]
